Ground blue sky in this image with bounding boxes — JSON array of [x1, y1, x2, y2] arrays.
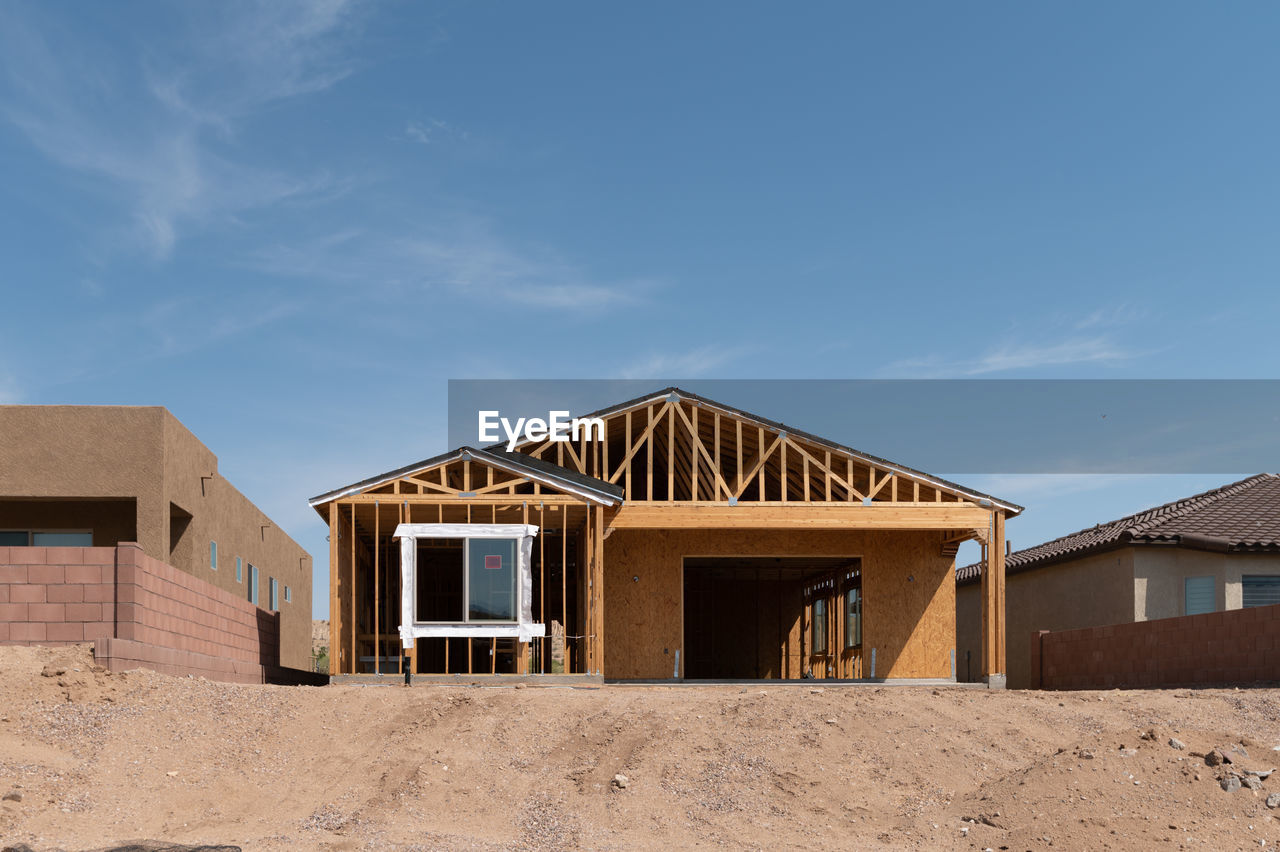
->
[[1, 2, 1276, 617]]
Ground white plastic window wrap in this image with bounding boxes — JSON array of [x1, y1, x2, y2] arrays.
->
[[393, 523, 545, 648]]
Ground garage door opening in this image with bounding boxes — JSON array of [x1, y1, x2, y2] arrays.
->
[[682, 556, 861, 680]]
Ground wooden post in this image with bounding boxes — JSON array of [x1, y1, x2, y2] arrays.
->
[[329, 501, 339, 676], [539, 503, 546, 674], [374, 502, 380, 675], [586, 506, 593, 675], [981, 511, 1007, 684], [398, 502, 404, 676], [594, 504, 604, 676], [561, 509, 568, 672], [349, 503, 357, 675]]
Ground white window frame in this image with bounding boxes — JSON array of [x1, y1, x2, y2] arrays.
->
[[393, 523, 546, 649]]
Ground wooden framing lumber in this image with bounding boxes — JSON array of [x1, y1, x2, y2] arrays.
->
[[329, 501, 339, 676], [981, 510, 1007, 679], [607, 503, 991, 530]]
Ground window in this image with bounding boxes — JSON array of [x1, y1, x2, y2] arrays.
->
[[413, 537, 519, 624], [210, 540, 217, 571], [236, 556, 243, 583], [269, 577, 279, 611], [1184, 576, 1215, 615], [812, 598, 827, 655], [284, 585, 292, 603], [467, 538, 516, 621], [845, 586, 862, 648], [248, 564, 259, 605], [2, 531, 92, 546], [1243, 575, 1280, 608]]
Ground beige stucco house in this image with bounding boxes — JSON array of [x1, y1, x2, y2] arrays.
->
[[957, 474, 1280, 688], [0, 405, 313, 669]]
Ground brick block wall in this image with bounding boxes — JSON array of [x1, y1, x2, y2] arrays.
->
[[1032, 602, 1280, 689], [0, 543, 295, 684]]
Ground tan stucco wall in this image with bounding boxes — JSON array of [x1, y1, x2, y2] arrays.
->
[[604, 528, 956, 680], [957, 548, 1135, 689], [1133, 549, 1280, 620], [0, 406, 167, 550], [0, 406, 312, 669]]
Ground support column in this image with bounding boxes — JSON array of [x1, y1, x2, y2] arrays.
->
[[981, 510, 1007, 688], [594, 504, 605, 676], [329, 501, 339, 676]]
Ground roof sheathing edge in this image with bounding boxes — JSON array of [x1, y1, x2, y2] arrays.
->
[[308, 447, 621, 509]]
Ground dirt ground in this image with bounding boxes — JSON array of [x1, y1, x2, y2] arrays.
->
[[4, 645, 1280, 850]]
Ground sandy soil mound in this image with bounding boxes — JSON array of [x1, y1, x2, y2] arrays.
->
[[3, 643, 1280, 849]]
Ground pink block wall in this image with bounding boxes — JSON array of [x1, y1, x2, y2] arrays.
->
[[1031, 602, 1280, 689], [0, 543, 279, 678]]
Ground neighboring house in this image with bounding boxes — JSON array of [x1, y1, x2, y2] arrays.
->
[[956, 473, 1280, 688], [311, 388, 1022, 684], [0, 405, 312, 672]]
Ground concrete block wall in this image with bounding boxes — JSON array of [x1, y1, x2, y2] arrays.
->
[[1032, 602, 1280, 689], [0, 543, 301, 684], [0, 545, 118, 644]]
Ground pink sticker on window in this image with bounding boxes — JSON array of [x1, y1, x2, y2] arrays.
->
[[485, 554, 502, 570]]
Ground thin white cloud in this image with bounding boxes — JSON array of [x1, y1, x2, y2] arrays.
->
[[405, 119, 468, 146], [954, 473, 1146, 501], [616, 345, 751, 380], [247, 225, 651, 313], [885, 336, 1142, 377], [1073, 302, 1149, 331], [0, 1, 357, 258]]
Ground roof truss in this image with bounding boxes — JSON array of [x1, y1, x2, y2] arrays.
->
[[517, 392, 994, 508]]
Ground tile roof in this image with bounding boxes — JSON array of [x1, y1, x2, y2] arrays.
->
[[957, 473, 1280, 584]]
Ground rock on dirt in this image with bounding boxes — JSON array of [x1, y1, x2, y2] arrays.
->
[[1169, 737, 1186, 750], [1222, 775, 1243, 793], [1267, 793, 1280, 809], [612, 773, 629, 790]]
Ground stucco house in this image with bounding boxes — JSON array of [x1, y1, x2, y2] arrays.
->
[[0, 405, 314, 677], [956, 473, 1280, 688]]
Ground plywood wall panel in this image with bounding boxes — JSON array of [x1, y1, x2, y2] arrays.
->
[[603, 528, 954, 679]]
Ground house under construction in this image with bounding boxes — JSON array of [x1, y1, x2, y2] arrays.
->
[[308, 388, 1020, 684]]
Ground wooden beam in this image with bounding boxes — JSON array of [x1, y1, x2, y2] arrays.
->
[[374, 501, 380, 675], [349, 502, 356, 676], [672, 402, 732, 501], [607, 503, 992, 530], [338, 494, 587, 506], [734, 432, 784, 500], [981, 510, 1007, 680], [328, 501, 339, 676], [594, 503, 605, 676]]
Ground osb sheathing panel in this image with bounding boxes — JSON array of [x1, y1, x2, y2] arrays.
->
[[603, 528, 955, 679]]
